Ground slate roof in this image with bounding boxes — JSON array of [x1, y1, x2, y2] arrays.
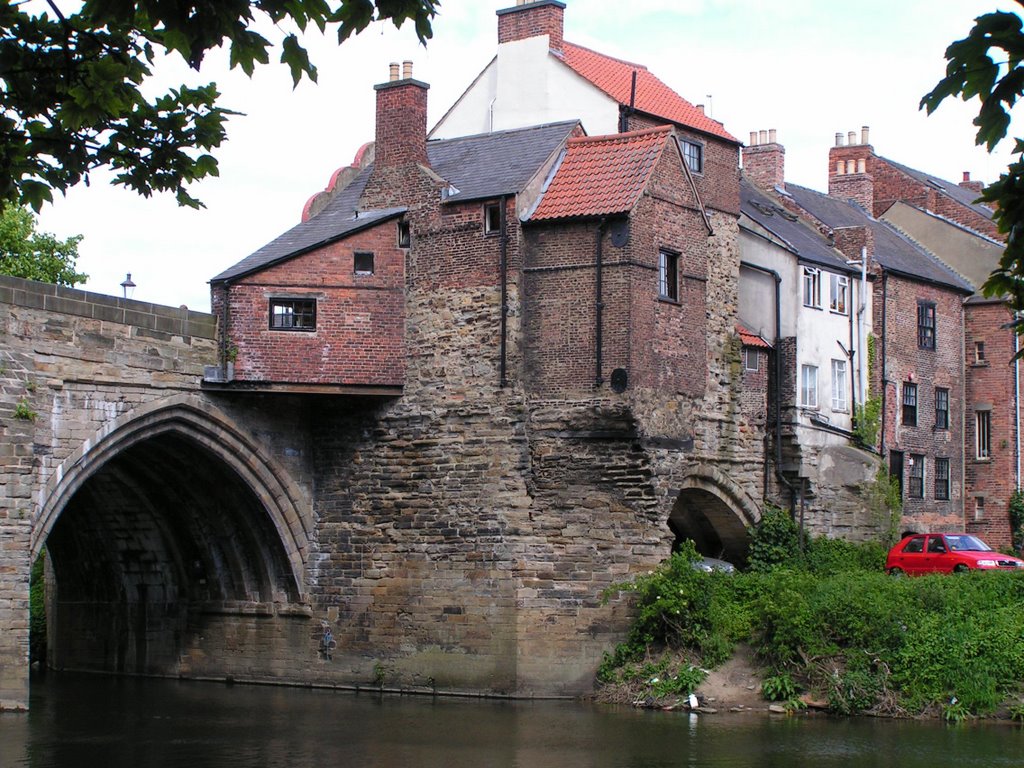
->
[[737, 324, 772, 349], [740, 179, 854, 275], [212, 121, 578, 283], [880, 157, 995, 220], [529, 126, 671, 221], [558, 42, 737, 143], [785, 183, 974, 294]]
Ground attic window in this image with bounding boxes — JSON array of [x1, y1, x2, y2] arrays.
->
[[484, 202, 501, 235], [354, 252, 374, 275], [682, 140, 704, 174], [270, 298, 316, 331], [397, 220, 411, 248]]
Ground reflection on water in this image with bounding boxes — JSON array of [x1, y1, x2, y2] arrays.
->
[[2, 674, 1024, 768]]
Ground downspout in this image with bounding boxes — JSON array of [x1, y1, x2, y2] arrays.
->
[[848, 295, 857, 431], [1016, 312, 1021, 489], [595, 217, 607, 386], [739, 261, 794, 503], [499, 195, 510, 388]]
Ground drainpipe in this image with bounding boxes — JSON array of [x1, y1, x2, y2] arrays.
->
[[499, 195, 510, 388], [740, 261, 794, 505], [1016, 313, 1021, 489], [595, 218, 607, 386]]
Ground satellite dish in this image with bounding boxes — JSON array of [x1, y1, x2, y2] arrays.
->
[[610, 368, 628, 393]]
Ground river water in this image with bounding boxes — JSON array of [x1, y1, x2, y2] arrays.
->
[[2, 674, 1024, 768]]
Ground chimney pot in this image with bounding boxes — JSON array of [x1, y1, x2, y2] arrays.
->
[[836, 160, 845, 175], [848, 131, 857, 146], [758, 129, 768, 145], [749, 131, 758, 146], [846, 159, 856, 174], [402, 60, 413, 79], [768, 128, 777, 144], [857, 158, 866, 174], [835, 132, 844, 147], [389, 62, 399, 81], [861, 125, 870, 145], [963, 171, 971, 182]]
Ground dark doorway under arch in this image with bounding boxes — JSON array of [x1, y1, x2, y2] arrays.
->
[[668, 487, 751, 566], [44, 432, 300, 676]]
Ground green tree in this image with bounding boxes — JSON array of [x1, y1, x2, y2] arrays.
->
[[1, 0, 440, 211], [0, 204, 86, 286], [921, 4, 1024, 310]]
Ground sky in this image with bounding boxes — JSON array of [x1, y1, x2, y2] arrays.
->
[[31, 0, 1024, 312]]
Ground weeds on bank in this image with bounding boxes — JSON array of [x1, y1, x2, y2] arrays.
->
[[598, 509, 1024, 718]]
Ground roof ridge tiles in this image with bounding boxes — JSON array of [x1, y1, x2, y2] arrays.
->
[[558, 40, 648, 70], [568, 125, 672, 145]]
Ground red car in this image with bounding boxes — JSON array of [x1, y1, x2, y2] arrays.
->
[[885, 533, 1024, 575]]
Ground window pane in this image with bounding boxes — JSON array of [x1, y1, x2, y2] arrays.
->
[[917, 302, 936, 349], [902, 383, 917, 426], [269, 298, 316, 331], [659, 250, 678, 300], [801, 364, 818, 408], [935, 388, 949, 429], [976, 411, 991, 458], [831, 358, 847, 411], [935, 457, 950, 500], [830, 274, 848, 314], [908, 454, 924, 499]]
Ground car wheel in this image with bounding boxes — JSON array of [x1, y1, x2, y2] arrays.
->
[[888, 567, 905, 577], [953, 564, 970, 574]]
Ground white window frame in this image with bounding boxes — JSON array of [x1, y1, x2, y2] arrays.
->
[[800, 364, 818, 408], [831, 358, 848, 412], [829, 274, 849, 315], [802, 267, 822, 309], [743, 347, 759, 372]]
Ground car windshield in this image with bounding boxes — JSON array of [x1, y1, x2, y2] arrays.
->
[[944, 535, 991, 552]]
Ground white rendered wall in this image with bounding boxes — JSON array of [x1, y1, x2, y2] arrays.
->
[[431, 36, 619, 139]]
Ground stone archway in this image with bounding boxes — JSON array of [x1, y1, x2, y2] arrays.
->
[[31, 394, 311, 676], [668, 466, 761, 564]]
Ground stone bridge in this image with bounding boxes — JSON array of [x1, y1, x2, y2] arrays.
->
[[0, 274, 763, 712]]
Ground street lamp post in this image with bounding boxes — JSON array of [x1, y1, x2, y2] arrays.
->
[[120, 273, 136, 300]]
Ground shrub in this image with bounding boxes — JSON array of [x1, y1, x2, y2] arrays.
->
[[747, 505, 801, 572]]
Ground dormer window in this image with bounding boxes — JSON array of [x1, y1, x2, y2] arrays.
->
[[354, 252, 375, 275], [270, 298, 316, 331], [397, 220, 411, 248], [484, 202, 501, 235]]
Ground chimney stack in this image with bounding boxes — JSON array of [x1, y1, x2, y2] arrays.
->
[[373, 62, 429, 169], [743, 128, 786, 191], [959, 171, 985, 194], [497, 0, 566, 52], [828, 126, 875, 214]]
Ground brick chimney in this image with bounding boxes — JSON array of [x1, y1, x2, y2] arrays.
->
[[960, 171, 985, 195], [497, 0, 565, 52], [828, 126, 874, 214], [373, 60, 429, 169], [743, 128, 786, 191]]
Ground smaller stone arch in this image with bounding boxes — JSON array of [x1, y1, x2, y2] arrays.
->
[[32, 393, 311, 602], [668, 465, 762, 564]]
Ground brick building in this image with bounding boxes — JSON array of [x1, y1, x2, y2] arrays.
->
[[205, 1, 765, 696]]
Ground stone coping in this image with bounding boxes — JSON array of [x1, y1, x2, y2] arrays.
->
[[0, 274, 216, 339]]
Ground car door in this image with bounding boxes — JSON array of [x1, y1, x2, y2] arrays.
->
[[925, 535, 951, 573], [897, 535, 927, 574]]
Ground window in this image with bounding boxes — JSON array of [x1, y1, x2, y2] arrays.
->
[[829, 274, 849, 314], [658, 249, 679, 301], [802, 267, 822, 308], [917, 301, 936, 349], [976, 410, 991, 459], [682, 140, 703, 174], [908, 454, 925, 499], [800, 364, 818, 408], [354, 252, 374, 275], [397, 220, 410, 248], [902, 535, 925, 554], [935, 387, 949, 430], [269, 298, 316, 331], [902, 382, 918, 426], [975, 341, 986, 363], [484, 202, 501, 234], [975, 497, 986, 520], [743, 347, 759, 372], [889, 450, 904, 499], [935, 457, 950, 500], [831, 358, 848, 411]]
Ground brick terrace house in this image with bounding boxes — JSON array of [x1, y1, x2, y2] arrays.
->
[[826, 130, 1017, 546], [204, 1, 765, 697]]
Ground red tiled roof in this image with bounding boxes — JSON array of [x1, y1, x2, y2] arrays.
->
[[736, 325, 772, 349], [530, 127, 671, 220], [558, 42, 737, 143]]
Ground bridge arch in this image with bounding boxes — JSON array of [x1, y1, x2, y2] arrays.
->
[[32, 393, 311, 675], [668, 466, 762, 564]]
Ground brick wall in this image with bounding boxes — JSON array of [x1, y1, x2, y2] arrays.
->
[[965, 301, 1018, 546], [217, 220, 406, 386]]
